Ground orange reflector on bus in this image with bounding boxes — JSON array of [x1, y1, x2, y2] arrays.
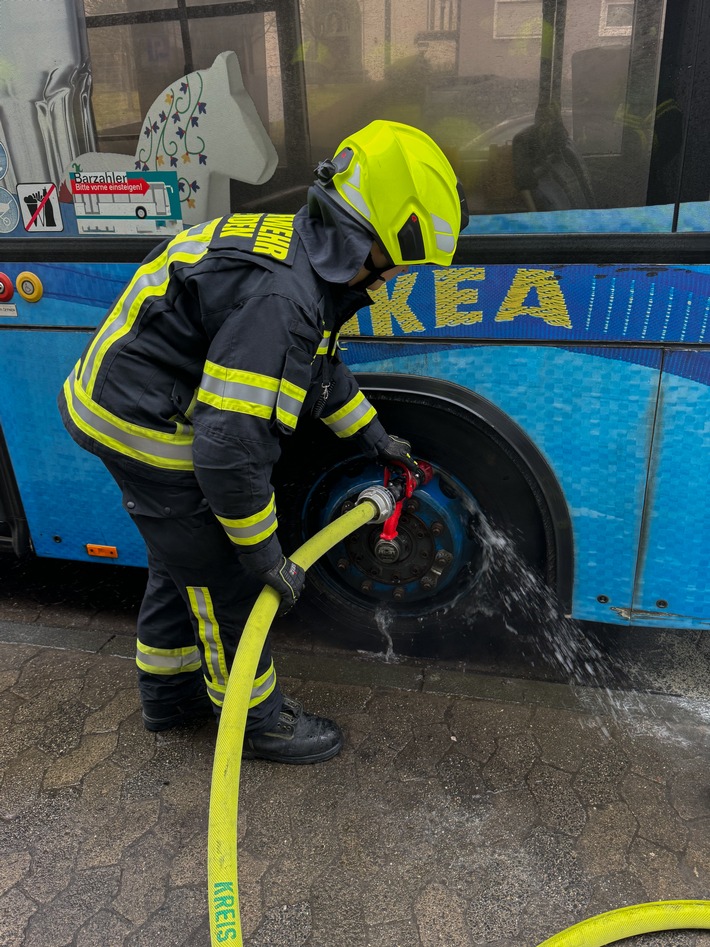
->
[[86, 544, 118, 558]]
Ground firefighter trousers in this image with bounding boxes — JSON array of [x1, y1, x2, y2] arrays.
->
[[103, 459, 283, 733]]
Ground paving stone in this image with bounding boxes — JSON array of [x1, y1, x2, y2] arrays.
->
[[575, 801, 638, 876], [75, 910, 132, 947], [0, 888, 37, 947], [415, 883, 472, 947], [2, 637, 710, 947], [22, 867, 121, 947], [0, 853, 31, 899]]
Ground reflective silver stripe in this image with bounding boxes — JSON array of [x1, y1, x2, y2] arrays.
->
[[64, 369, 194, 467], [216, 495, 277, 546], [135, 642, 202, 675], [206, 680, 226, 707], [276, 385, 305, 429], [249, 661, 276, 708], [323, 394, 375, 435], [316, 331, 332, 356], [188, 586, 228, 691], [80, 229, 215, 392], [198, 372, 278, 410]]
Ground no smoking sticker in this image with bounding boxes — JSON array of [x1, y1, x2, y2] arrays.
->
[[17, 182, 64, 232]]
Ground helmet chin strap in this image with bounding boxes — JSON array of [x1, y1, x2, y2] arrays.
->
[[360, 251, 391, 288]]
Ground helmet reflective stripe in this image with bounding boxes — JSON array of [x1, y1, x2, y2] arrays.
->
[[341, 162, 371, 220], [187, 586, 228, 699], [321, 391, 376, 438], [432, 214, 455, 254], [216, 495, 278, 546], [197, 362, 279, 418], [63, 366, 195, 469], [79, 221, 219, 396], [135, 640, 202, 675], [318, 120, 463, 267]]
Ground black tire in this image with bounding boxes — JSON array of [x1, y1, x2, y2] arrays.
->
[[135, 206, 147, 219], [275, 389, 564, 660]]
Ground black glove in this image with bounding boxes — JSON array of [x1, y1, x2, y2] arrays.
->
[[253, 555, 306, 617], [377, 435, 420, 475]]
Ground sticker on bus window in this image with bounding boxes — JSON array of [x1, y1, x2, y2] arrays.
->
[[0, 141, 8, 181], [17, 183, 64, 232], [0, 187, 20, 233], [69, 170, 182, 236]]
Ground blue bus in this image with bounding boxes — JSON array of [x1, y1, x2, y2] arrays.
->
[[1, 0, 708, 657]]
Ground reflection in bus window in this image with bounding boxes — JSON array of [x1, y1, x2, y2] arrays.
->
[[300, 0, 670, 221], [0, 0, 679, 231]]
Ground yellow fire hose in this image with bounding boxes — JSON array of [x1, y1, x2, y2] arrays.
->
[[206, 491, 710, 947]]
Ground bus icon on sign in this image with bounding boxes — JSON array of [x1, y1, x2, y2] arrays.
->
[[69, 171, 182, 235]]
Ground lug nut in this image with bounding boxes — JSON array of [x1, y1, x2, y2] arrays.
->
[[337, 558, 348, 571], [421, 576, 434, 590], [406, 499, 419, 513], [431, 521, 444, 536], [393, 587, 405, 601], [361, 579, 373, 592]]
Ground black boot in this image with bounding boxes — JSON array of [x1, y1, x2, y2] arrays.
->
[[242, 696, 343, 764], [142, 692, 215, 732]]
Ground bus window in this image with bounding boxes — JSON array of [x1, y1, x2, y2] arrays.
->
[[298, 0, 673, 232], [85, 3, 286, 160], [86, 19, 185, 156]]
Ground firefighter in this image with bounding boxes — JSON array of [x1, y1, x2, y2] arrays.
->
[[58, 120, 468, 763]]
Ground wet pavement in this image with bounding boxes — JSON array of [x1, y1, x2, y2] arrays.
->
[[1, 562, 710, 946]]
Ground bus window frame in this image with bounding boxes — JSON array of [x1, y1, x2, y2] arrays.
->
[[83, 0, 312, 189]]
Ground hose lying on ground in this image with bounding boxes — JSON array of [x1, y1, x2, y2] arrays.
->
[[535, 899, 710, 946], [206, 493, 710, 947]]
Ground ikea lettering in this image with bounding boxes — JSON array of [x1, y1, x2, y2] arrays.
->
[[354, 266, 572, 335]]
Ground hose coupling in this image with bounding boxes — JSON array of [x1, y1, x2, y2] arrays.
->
[[356, 484, 396, 524]]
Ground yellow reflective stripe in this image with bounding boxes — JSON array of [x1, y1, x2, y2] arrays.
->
[[322, 392, 377, 439], [188, 586, 228, 689], [276, 378, 307, 429], [202, 363, 280, 390], [81, 220, 219, 397], [63, 370, 194, 470], [249, 660, 276, 708], [135, 640, 202, 675], [216, 495, 278, 546], [196, 389, 273, 419], [316, 331, 332, 356], [197, 361, 279, 418], [206, 679, 226, 707]]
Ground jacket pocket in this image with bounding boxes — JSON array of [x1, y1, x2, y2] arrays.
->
[[170, 377, 196, 425], [275, 345, 312, 434], [120, 480, 209, 519]]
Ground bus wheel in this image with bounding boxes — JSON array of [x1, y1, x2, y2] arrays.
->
[[135, 206, 147, 218], [276, 382, 570, 660]]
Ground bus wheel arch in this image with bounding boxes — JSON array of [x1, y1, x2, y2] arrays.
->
[[275, 374, 573, 658]]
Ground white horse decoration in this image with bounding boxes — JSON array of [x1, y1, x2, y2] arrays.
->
[[64, 51, 278, 226]]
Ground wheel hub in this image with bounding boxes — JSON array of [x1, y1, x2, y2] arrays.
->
[[304, 461, 482, 609]]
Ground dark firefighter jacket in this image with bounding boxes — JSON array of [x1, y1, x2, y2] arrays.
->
[[58, 201, 390, 569]]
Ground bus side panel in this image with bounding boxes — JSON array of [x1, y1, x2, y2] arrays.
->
[[0, 329, 147, 566], [346, 342, 662, 626], [632, 350, 710, 627]]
